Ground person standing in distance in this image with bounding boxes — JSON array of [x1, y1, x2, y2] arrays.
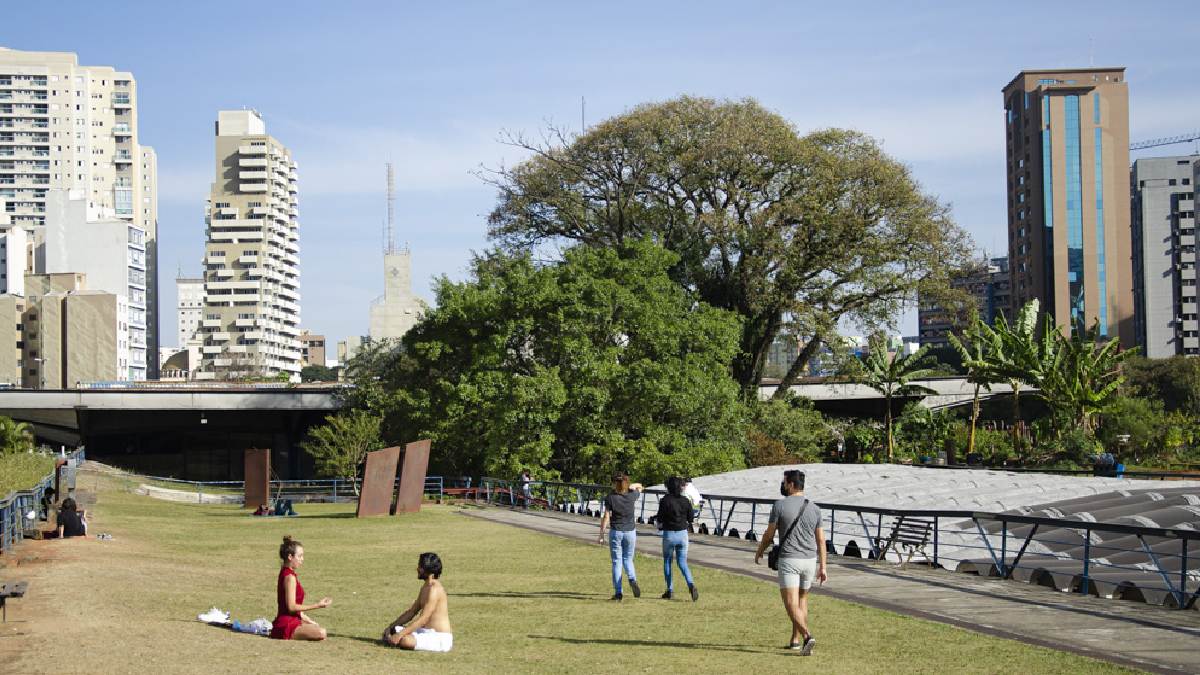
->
[[656, 477, 698, 601], [754, 470, 826, 655], [596, 473, 644, 601]]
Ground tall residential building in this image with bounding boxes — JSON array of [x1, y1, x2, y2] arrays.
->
[[1131, 156, 1198, 357], [918, 257, 1013, 347], [0, 46, 160, 377], [298, 330, 326, 367], [196, 110, 300, 380], [368, 249, 424, 341], [176, 275, 204, 347], [1002, 68, 1133, 345], [0, 226, 27, 295], [44, 190, 147, 380]]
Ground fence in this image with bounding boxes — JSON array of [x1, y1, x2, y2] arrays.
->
[[477, 477, 1200, 610], [0, 448, 86, 554], [139, 475, 449, 504]]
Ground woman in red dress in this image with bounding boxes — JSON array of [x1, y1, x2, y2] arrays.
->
[[270, 535, 332, 640]]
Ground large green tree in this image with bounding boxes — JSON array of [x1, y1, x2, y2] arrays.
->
[[485, 96, 972, 396], [364, 239, 747, 484]]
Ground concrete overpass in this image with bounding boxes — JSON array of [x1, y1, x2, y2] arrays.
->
[[0, 386, 343, 480], [759, 377, 1026, 415]]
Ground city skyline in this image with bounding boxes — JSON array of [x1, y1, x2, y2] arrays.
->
[[3, 1, 1198, 347]]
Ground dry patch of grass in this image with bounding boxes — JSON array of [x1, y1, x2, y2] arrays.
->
[[0, 453, 55, 497], [0, 470, 1133, 674]]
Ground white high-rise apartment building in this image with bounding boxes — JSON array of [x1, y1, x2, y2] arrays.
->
[[0, 47, 160, 377], [176, 275, 204, 347], [196, 110, 301, 380]]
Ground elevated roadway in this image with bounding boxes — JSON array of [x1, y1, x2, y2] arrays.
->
[[759, 376, 1025, 414]]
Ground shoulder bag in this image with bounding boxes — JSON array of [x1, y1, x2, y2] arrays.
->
[[768, 499, 810, 571]]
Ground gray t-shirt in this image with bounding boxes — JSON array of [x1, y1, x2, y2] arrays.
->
[[769, 495, 822, 559]]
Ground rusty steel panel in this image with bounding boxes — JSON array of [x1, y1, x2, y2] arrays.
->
[[243, 448, 270, 510], [394, 439, 431, 515], [357, 446, 402, 517]]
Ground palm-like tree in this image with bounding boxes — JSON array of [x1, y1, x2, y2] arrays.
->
[[1037, 318, 1134, 434], [858, 336, 939, 462], [985, 300, 1046, 458], [0, 416, 34, 455], [947, 317, 999, 457]]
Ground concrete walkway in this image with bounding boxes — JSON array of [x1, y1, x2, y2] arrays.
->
[[463, 507, 1200, 674]]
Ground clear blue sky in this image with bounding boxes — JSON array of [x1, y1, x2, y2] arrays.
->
[[4, 1, 1197, 350]]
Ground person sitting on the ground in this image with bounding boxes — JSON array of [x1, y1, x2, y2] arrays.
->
[[253, 503, 272, 516], [56, 497, 87, 538], [270, 535, 332, 641], [40, 487, 57, 521], [274, 499, 297, 517], [381, 552, 453, 652]]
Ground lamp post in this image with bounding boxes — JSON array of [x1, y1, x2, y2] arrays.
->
[[33, 357, 45, 390]]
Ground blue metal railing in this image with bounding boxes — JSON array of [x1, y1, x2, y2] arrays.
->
[[1, 448, 86, 554], [475, 477, 1200, 610]]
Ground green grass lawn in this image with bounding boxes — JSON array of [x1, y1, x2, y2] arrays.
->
[[5, 471, 1133, 674], [0, 452, 55, 497]]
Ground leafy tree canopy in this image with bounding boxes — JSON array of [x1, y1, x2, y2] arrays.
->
[[484, 96, 973, 396], [357, 239, 748, 484]]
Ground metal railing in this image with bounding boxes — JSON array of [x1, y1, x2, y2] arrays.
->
[[139, 475, 446, 503], [476, 477, 1200, 610], [1, 448, 86, 554]]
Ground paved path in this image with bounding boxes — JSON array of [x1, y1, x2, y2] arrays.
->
[[464, 507, 1200, 674]]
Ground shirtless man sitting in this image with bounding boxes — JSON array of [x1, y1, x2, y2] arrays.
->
[[381, 552, 453, 652]]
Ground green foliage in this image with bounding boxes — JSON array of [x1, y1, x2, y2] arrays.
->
[[745, 396, 832, 466], [856, 337, 939, 461], [0, 451, 54, 498], [0, 415, 34, 456], [1034, 318, 1134, 434], [486, 96, 972, 396], [841, 420, 882, 463], [300, 364, 338, 382], [1124, 356, 1200, 416], [363, 240, 747, 484], [894, 404, 966, 462], [301, 409, 384, 492]]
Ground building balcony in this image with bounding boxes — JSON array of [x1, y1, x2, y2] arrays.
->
[[239, 158, 268, 168], [112, 124, 132, 137], [1179, 235, 1196, 248], [201, 319, 222, 328], [194, 372, 216, 380], [111, 96, 132, 108], [238, 255, 259, 264], [238, 144, 268, 156], [212, 358, 233, 367], [201, 345, 223, 354], [113, 152, 133, 164], [240, 182, 268, 193], [211, 332, 231, 342], [214, 269, 235, 278], [234, 317, 257, 328], [1182, 268, 1197, 281], [239, 170, 268, 180]]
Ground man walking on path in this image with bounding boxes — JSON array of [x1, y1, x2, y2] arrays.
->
[[754, 470, 826, 655]]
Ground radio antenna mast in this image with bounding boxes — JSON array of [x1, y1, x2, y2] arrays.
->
[[385, 162, 396, 254]]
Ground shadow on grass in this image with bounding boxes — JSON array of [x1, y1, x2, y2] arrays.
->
[[528, 634, 773, 655], [454, 591, 606, 600], [327, 632, 389, 647]]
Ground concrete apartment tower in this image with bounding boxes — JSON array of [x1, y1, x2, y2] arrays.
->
[[176, 275, 204, 347], [1002, 69, 1133, 345], [196, 110, 301, 381], [1131, 156, 1199, 357], [0, 46, 160, 377]]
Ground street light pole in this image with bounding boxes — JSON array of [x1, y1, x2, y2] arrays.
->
[[33, 357, 46, 390]]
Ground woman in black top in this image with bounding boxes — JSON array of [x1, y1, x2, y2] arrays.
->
[[56, 497, 87, 538], [596, 473, 643, 601], [656, 477, 698, 601]]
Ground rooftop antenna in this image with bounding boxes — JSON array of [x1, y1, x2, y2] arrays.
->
[[385, 162, 396, 254], [581, 96, 586, 134]]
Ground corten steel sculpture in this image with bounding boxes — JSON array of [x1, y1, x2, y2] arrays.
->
[[393, 439, 431, 515], [243, 448, 270, 510], [356, 446, 402, 518]]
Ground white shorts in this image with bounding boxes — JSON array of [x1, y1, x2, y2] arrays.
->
[[777, 557, 818, 590], [403, 626, 453, 652]]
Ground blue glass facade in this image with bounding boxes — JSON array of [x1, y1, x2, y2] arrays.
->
[[1064, 95, 1085, 324], [1093, 95, 1109, 336], [1041, 95, 1055, 300]]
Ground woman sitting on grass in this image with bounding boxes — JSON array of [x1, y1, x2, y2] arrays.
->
[[56, 497, 87, 538], [270, 535, 332, 641]]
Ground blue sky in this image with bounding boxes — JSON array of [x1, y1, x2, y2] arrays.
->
[[4, 1, 1197, 349]]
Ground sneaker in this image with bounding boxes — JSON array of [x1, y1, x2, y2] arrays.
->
[[610, 593, 623, 602], [629, 580, 641, 598], [787, 641, 802, 651], [689, 584, 699, 602], [801, 637, 816, 656], [661, 591, 673, 600]]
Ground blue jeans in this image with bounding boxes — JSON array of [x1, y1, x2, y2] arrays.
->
[[661, 529, 694, 591], [608, 529, 637, 594]]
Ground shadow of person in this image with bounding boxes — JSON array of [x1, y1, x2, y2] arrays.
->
[[527, 635, 771, 655], [326, 632, 388, 646], [453, 590, 606, 600]]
